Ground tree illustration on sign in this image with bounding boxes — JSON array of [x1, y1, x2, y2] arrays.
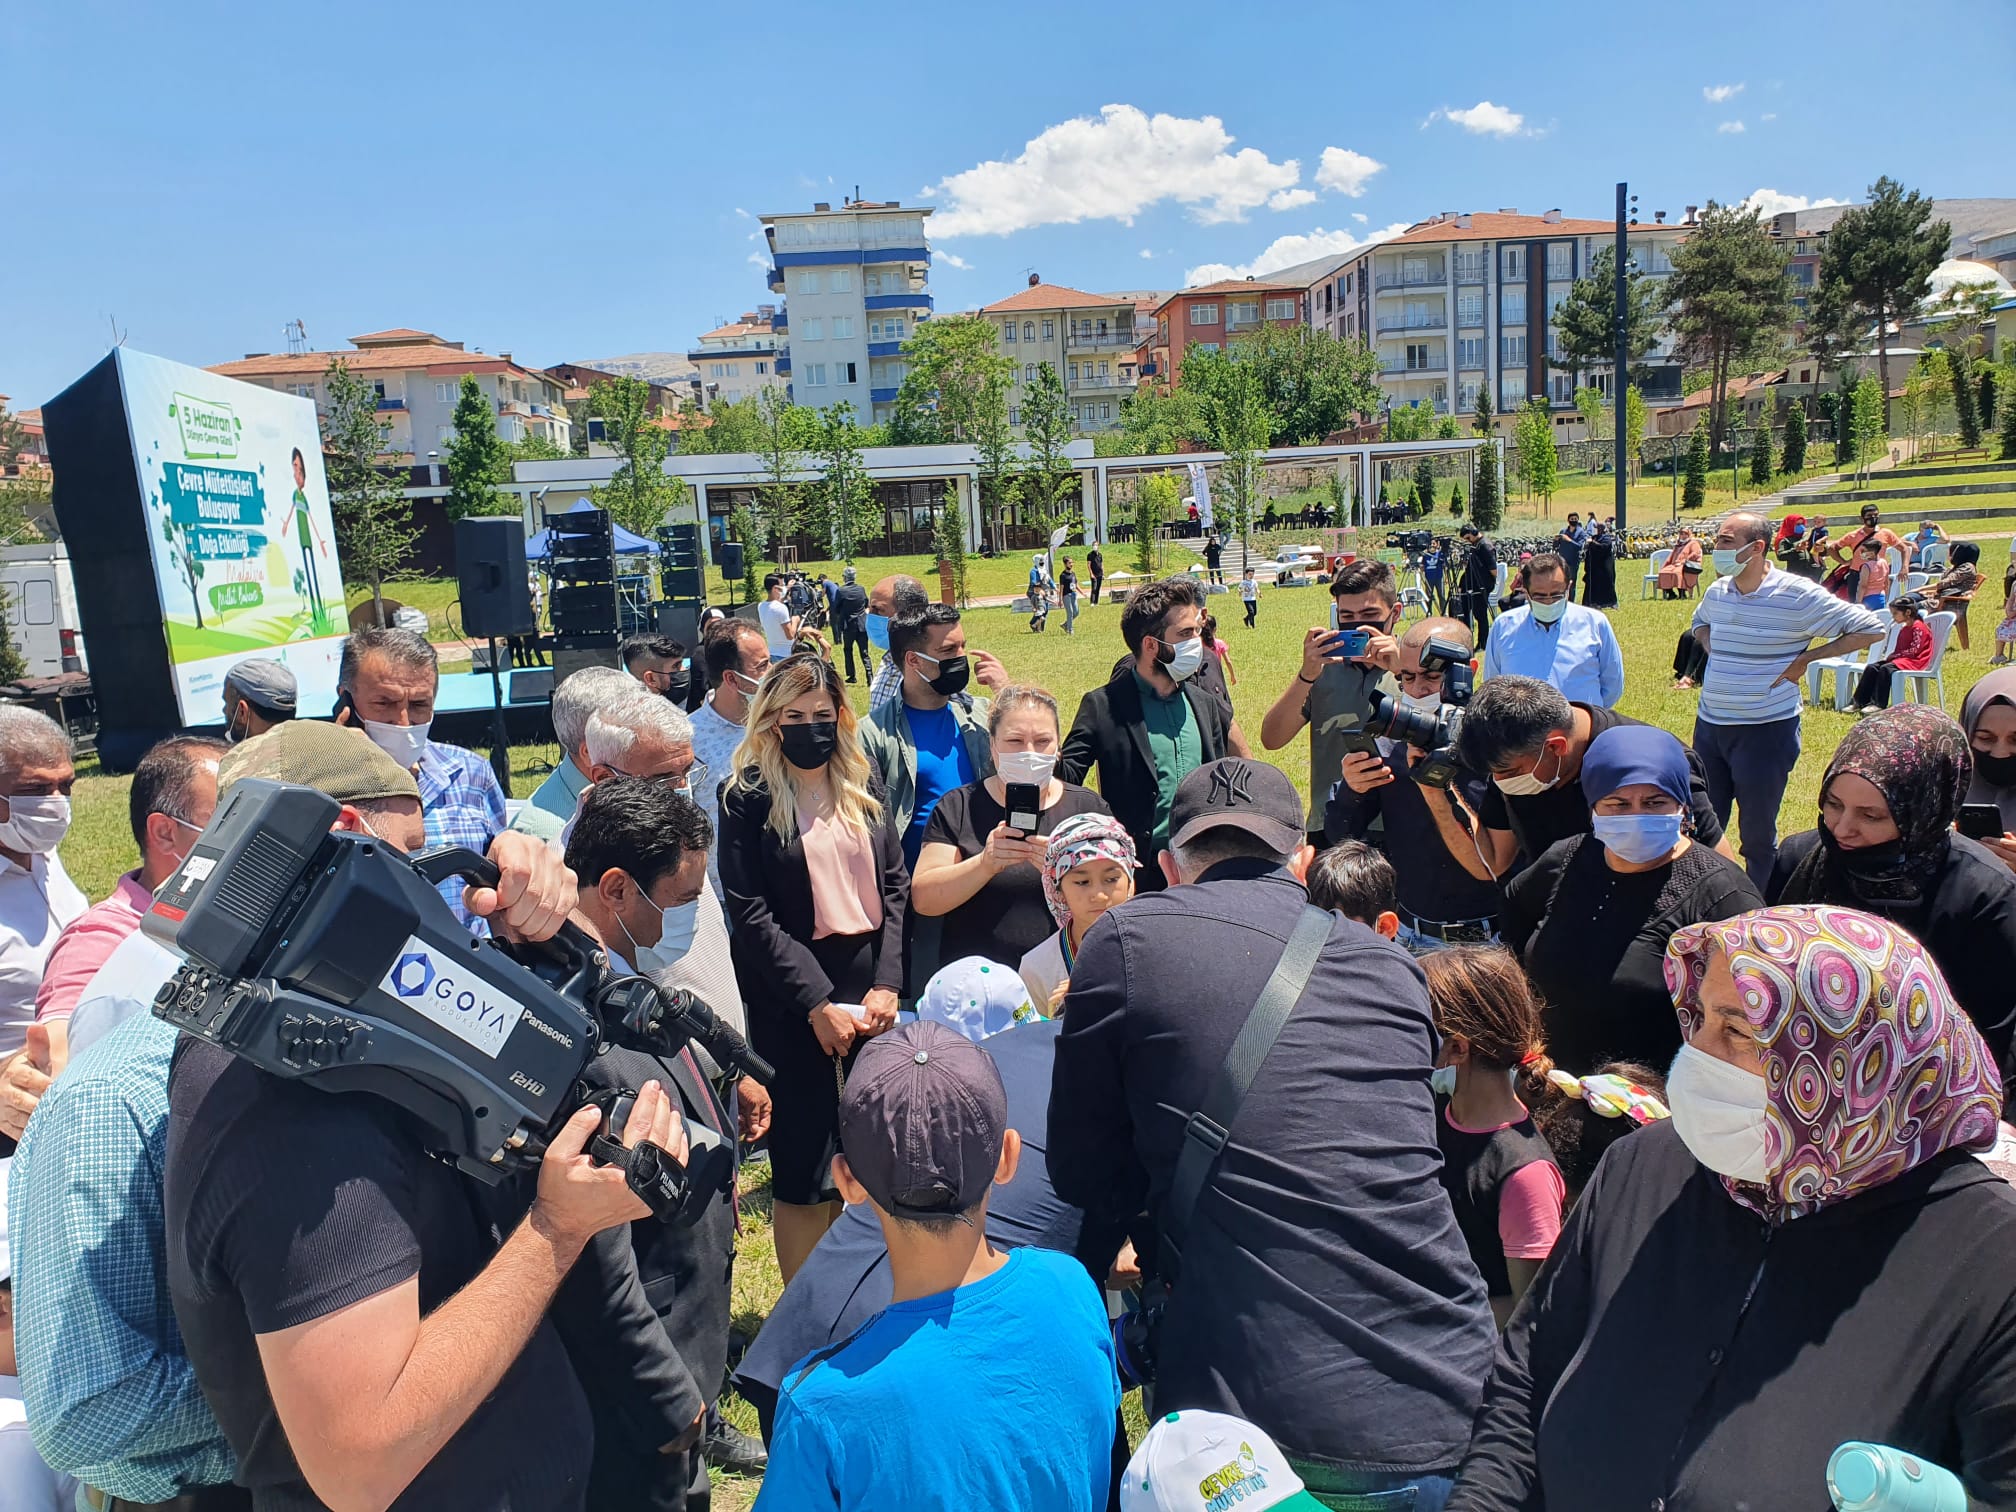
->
[[156, 489, 207, 628]]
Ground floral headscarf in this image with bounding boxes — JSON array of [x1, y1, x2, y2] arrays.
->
[[1040, 812, 1138, 926], [1664, 905, 2001, 1223]]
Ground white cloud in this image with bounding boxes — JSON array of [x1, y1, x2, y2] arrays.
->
[[1740, 188, 1848, 217], [1314, 146, 1384, 197], [1352, 212, 1369, 224], [1717, 120, 1746, 134], [938, 251, 971, 270], [1139, 249, 1155, 259], [1269, 188, 1318, 211], [1185, 222, 1409, 286], [1761, 112, 1778, 122], [926, 104, 1304, 236], [733, 206, 751, 219], [1426, 101, 1528, 137], [746, 251, 769, 269], [1703, 82, 1745, 103]]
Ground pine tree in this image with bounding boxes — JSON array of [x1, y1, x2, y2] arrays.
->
[[1952, 347, 1982, 449], [1470, 442, 1502, 531], [1750, 425, 1774, 486], [444, 374, 512, 519], [1683, 421, 1710, 510], [1980, 367, 1996, 429], [1413, 458, 1436, 513], [1448, 479, 1465, 519], [1473, 386, 1494, 437], [1782, 403, 1808, 472], [2001, 375, 2016, 461]]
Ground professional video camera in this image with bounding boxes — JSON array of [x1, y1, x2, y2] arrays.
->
[[142, 778, 773, 1222], [1359, 635, 1476, 789]]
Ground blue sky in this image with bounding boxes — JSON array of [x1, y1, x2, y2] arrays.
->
[[7, 0, 2010, 408]]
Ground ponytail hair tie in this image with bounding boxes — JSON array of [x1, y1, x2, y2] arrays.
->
[[1546, 1069, 1670, 1125], [1519, 1049, 1544, 1067]]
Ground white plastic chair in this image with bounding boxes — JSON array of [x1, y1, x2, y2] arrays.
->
[[1642, 549, 1672, 599], [1920, 542, 1951, 571], [1493, 562, 1508, 600], [1883, 545, 1907, 583], [1896, 611, 1957, 708], [1808, 622, 1900, 711], [1902, 571, 1931, 596]]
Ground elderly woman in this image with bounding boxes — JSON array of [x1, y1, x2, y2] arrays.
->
[[1447, 906, 2016, 1511], [1769, 705, 2016, 1084], [1934, 539, 1983, 650], [1655, 526, 1702, 598], [1965, 667, 2016, 876], [1500, 725, 1763, 1075]]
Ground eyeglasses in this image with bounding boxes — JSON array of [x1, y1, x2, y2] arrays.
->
[[609, 759, 708, 796]]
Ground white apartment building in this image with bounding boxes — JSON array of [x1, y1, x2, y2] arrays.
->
[[208, 327, 572, 459], [981, 278, 1141, 434], [687, 308, 786, 408], [1328, 210, 1691, 431], [760, 198, 933, 427]]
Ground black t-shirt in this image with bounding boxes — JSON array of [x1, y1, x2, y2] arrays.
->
[[1324, 742, 1503, 924], [165, 1041, 592, 1512], [1476, 705, 1726, 865], [920, 780, 1111, 967], [1501, 835, 1764, 1075]]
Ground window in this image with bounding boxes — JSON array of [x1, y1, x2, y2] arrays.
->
[[1068, 362, 1079, 383], [1405, 343, 1432, 371], [839, 362, 857, 385], [433, 382, 451, 403], [291, 384, 315, 400], [828, 269, 853, 292], [22, 579, 52, 625], [1100, 403, 1112, 421], [1024, 321, 1035, 341], [1009, 407, 1020, 426], [1550, 372, 1576, 404], [1196, 341, 1221, 352], [801, 317, 824, 341], [1025, 364, 1037, 384], [1098, 360, 1109, 378], [1500, 289, 1527, 324], [755, 361, 768, 374], [889, 318, 906, 339], [1042, 319, 1055, 341], [1546, 244, 1573, 280], [1072, 404, 1083, 424], [832, 316, 855, 339], [371, 381, 387, 400], [1500, 246, 1526, 281], [1455, 251, 1486, 282], [794, 270, 823, 295], [1265, 297, 1296, 320], [1457, 294, 1485, 327], [1004, 320, 1018, 342], [1457, 337, 1484, 369], [1191, 303, 1219, 325], [1458, 380, 1480, 411], [1228, 299, 1259, 325], [436, 425, 452, 445], [806, 364, 827, 386], [1501, 333, 1528, 367], [1499, 373, 1524, 408]]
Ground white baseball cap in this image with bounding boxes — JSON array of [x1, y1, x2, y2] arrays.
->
[[915, 956, 1037, 1042], [1120, 1410, 1326, 1512]]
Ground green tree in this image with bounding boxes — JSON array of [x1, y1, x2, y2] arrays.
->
[[933, 490, 969, 607], [1750, 423, 1774, 486], [1017, 364, 1079, 540], [1135, 475, 1179, 575], [1667, 201, 1796, 451], [1980, 367, 1996, 429], [1220, 325, 1380, 445], [1473, 385, 1494, 437], [808, 403, 877, 561], [1851, 375, 1886, 480], [901, 315, 1013, 442], [2002, 370, 2016, 459], [729, 504, 763, 604], [1683, 420, 1711, 510], [1951, 345, 1982, 450], [1448, 479, 1465, 519], [1549, 244, 1670, 378], [752, 387, 807, 555], [697, 395, 773, 455], [1515, 399, 1559, 515], [1819, 177, 1950, 429], [1413, 457, 1436, 513], [1623, 385, 1648, 480], [1899, 362, 1932, 459], [444, 374, 512, 519], [1186, 347, 1275, 541], [587, 377, 680, 537], [1117, 384, 1203, 454], [1384, 402, 1432, 441], [671, 397, 715, 454], [1470, 440, 1502, 531], [1782, 402, 1808, 472], [1573, 385, 1610, 444], [322, 357, 416, 626], [972, 370, 1020, 553], [503, 433, 567, 463]]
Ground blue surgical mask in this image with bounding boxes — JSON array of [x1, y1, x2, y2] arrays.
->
[[621, 894, 701, 975], [865, 612, 891, 651], [1591, 811, 1686, 864]]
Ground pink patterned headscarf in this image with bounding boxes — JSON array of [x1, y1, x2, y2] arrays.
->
[[1663, 905, 2001, 1222], [1040, 812, 1139, 926]]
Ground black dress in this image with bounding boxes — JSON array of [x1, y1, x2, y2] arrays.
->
[[717, 776, 908, 1205], [914, 780, 1111, 982], [1501, 835, 1764, 1074], [1580, 534, 1618, 608]]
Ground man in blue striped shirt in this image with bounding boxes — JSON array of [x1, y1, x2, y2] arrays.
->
[[1690, 512, 1884, 885], [1482, 553, 1624, 707]]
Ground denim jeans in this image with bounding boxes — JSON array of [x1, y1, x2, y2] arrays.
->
[[1288, 1462, 1456, 1511]]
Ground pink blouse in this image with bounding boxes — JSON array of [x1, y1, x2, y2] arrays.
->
[[798, 799, 882, 939]]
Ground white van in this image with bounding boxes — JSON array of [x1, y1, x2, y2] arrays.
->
[[0, 544, 88, 678]]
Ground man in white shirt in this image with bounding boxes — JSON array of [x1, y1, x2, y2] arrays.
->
[[1482, 552, 1625, 707], [0, 708, 84, 1070], [758, 574, 800, 660], [1691, 511, 1884, 885], [688, 619, 769, 900], [0, 1158, 78, 1512]]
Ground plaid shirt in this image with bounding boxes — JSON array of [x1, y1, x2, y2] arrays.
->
[[10, 1010, 235, 1500], [867, 653, 975, 717], [415, 740, 509, 930]]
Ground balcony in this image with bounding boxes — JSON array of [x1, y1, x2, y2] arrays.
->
[[866, 340, 904, 358], [1376, 315, 1447, 334], [770, 306, 788, 331], [1375, 268, 1447, 291], [1454, 261, 1487, 285], [374, 397, 406, 411], [1380, 359, 1446, 377], [766, 266, 784, 292], [870, 386, 900, 405], [1065, 329, 1138, 350], [775, 355, 791, 375], [863, 292, 933, 312], [1068, 373, 1119, 391]]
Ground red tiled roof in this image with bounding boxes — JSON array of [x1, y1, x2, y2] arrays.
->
[[349, 327, 441, 344], [1160, 279, 1299, 307], [1377, 212, 1678, 247], [982, 283, 1126, 314], [697, 320, 772, 342], [208, 348, 526, 379]]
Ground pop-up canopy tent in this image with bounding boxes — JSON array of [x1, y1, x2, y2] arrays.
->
[[525, 500, 661, 558]]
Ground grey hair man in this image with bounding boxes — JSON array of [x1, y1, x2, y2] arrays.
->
[[512, 665, 632, 842], [0, 707, 83, 1067]]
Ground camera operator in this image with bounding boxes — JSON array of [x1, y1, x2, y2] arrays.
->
[[157, 721, 669, 1512], [554, 778, 771, 1508], [1445, 675, 1729, 881], [1450, 524, 1497, 642], [1048, 757, 1494, 1503], [1325, 619, 1502, 950]]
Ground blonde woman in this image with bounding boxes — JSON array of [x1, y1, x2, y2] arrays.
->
[[718, 653, 907, 1280]]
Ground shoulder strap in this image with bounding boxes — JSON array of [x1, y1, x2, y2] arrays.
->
[[1160, 904, 1333, 1277]]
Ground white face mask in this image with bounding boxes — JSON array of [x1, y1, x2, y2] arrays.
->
[[996, 749, 1057, 787], [0, 794, 71, 855], [617, 889, 701, 976], [1163, 637, 1206, 682], [1529, 597, 1568, 625], [362, 718, 431, 769], [1666, 1042, 1772, 1183], [1493, 747, 1561, 797], [1398, 690, 1443, 715], [1430, 1063, 1459, 1098]]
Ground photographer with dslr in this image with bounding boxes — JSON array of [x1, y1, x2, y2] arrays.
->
[[159, 721, 669, 1512], [1326, 619, 1502, 951]]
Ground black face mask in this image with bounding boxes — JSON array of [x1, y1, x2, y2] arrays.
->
[[1974, 751, 2016, 790], [1817, 824, 1930, 905], [778, 720, 839, 771], [916, 654, 970, 698]]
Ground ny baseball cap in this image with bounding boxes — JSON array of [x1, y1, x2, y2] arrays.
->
[[218, 719, 421, 807], [838, 1019, 1007, 1220], [1121, 1410, 1325, 1512], [1168, 757, 1305, 856]]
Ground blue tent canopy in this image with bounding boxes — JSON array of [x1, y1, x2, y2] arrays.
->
[[525, 501, 661, 558]]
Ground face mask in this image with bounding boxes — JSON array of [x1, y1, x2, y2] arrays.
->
[[778, 720, 839, 771], [1493, 747, 1560, 797], [864, 613, 891, 651], [1529, 597, 1568, 625], [913, 652, 970, 698], [362, 718, 431, 768], [1160, 636, 1206, 683], [1430, 1063, 1458, 1099], [0, 794, 71, 855], [1591, 811, 1686, 864], [996, 749, 1057, 787], [617, 891, 700, 975], [1666, 1042, 1771, 1183], [1973, 750, 2016, 790], [1398, 690, 1442, 715], [224, 705, 248, 745]]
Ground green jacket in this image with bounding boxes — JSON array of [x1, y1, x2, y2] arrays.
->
[[859, 691, 995, 834]]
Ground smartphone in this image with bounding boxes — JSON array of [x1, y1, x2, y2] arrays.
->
[[1004, 782, 1043, 834], [1328, 627, 1372, 660], [332, 689, 357, 724], [1958, 803, 2003, 841]]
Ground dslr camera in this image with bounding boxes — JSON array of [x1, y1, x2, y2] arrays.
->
[[142, 779, 773, 1222], [1361, 636, 1476, 789]]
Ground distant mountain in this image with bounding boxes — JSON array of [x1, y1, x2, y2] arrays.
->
[[569, 352, 698, 386]]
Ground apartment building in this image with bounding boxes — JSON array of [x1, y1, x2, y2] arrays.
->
[[1150, 279, 1304, 388], [1767, 197, 2016, 324], [981, 278, 1142, 434], [1264, 252, 1362, 344], [545, 361, 686, 417], [686, 309, 786, 408], [208, 328, 573, 459], [760, 197, 932, 426], [1334, 210, 1690, 429]]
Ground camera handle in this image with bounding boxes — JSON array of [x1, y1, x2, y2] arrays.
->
[[410, 846, 604, 982]]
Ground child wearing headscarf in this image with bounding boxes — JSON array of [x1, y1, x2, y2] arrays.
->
[[1447, 905, 2016, 1512], [1019, 813, 1138, 1014]]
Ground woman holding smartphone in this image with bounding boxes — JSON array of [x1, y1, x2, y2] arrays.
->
[[910, 686, 1111, 976]]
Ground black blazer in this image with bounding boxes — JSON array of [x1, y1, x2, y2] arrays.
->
[[1059, 668, 1231, 879], [717, 773, 908, 1022]]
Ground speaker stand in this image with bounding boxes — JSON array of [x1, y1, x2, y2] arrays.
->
[[485, 637, 512, 791]]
